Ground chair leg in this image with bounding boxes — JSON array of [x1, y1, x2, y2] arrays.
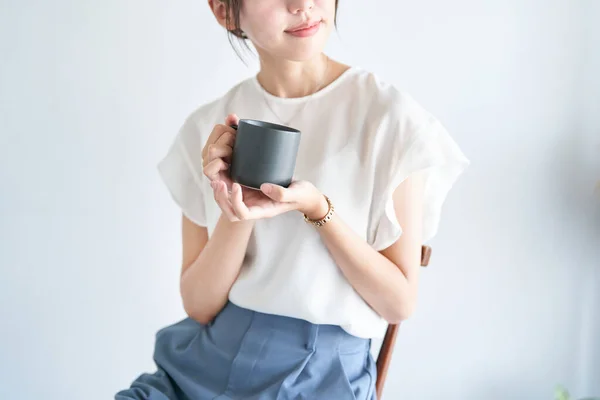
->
[[374, 245, 432, 398], [375, 324, 400, 399]]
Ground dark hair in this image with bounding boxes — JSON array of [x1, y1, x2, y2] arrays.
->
[[220, 0, 339, 57]]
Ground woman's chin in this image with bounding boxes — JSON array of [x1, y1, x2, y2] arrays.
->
[[279, 44, 329, 62], [258, 32, 330, 62]]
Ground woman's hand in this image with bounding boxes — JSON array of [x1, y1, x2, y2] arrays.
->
[[203, 113, 328, 222], [211, 179, 329, 222], [202, 114, 239, 190]]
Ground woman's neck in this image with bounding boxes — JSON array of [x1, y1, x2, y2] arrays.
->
[[256, 53, 343, 99]]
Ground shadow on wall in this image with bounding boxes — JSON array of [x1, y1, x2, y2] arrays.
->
[[548, 127, 600, 239], [552, 125, 600, 398]]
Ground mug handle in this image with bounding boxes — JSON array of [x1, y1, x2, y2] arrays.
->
[[230, 124, 238, 130]]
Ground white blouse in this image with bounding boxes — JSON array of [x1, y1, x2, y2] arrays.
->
[[157, 67, 469, 338]]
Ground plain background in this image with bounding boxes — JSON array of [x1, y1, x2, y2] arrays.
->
[[1, 1, 599, 399]]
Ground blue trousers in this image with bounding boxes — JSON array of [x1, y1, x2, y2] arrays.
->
[[116, 302, 377, 400]]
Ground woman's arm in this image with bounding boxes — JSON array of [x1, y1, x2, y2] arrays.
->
[[179, 214, 254, 324], [176, 113, 256, 324], [198, 111, 424, 323], [304, 174, 425, 324]]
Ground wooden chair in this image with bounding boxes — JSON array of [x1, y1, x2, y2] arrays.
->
[[375, 245, 432, 399]]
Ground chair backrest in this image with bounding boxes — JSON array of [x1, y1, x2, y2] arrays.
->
[[375, 245, 432, 399]]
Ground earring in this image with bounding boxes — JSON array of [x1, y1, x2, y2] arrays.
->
[[230, 29, 248, 39]]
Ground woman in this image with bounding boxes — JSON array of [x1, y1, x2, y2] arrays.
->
[[117, 0, 469, 398]]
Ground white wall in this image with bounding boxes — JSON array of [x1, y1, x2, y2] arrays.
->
[[0, 1, 598, 399], [577, 0, 600, 395]]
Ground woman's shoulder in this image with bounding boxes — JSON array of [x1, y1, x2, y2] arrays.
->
[[346, 68, 439, 145], [360, 70, 434, 123]]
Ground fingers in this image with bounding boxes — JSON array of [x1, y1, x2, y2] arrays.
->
[[203, 124, 236, 160], [230, 184, 293, 220], [202, 115, 238, 167], [260, 183, 292, 203], [246, 200, 295, 217], [225, 113, 239, 128], [215, 131, 235, 147], [211, 181, 300, 222], [207, 131, 236, 165], [230, 183, 250, 220], [203, 158, 229, 181], [203, 143, 233, 167], [211, 181, 238, 221]]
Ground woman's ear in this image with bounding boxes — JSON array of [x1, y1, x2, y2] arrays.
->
[[208, 0, 229, 30]]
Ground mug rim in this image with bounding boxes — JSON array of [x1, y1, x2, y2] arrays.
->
[[238, 119, 301, 134]]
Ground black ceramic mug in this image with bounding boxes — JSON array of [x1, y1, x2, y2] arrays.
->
[[230, 119, 301, 189]]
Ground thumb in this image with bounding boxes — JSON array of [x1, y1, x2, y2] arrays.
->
[[260, 183, 292, 203], [225, 113, 240, 127]]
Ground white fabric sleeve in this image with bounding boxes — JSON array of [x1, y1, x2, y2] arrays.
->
[[368, 117, 469, 251], [157, 121, 208, 227]]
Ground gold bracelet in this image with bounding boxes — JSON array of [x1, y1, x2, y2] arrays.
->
[[303, 195, 335, 227]]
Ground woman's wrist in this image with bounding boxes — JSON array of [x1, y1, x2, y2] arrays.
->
[[218, 213, 255, 230], [301, 193, 330, 221]]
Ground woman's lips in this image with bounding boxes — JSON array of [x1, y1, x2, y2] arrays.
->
[[285, 21, 321, 37]]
